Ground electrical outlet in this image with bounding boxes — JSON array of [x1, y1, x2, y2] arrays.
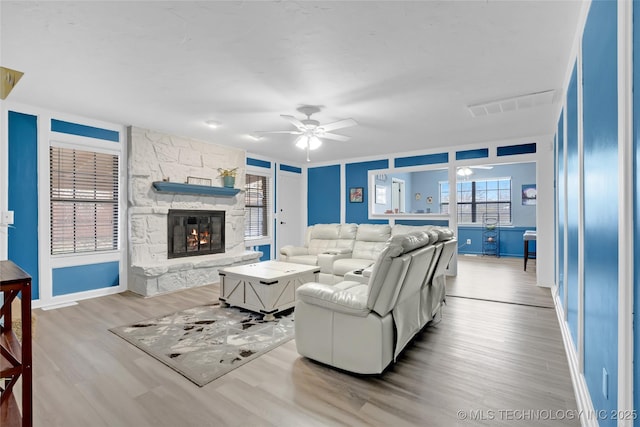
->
[[466, 239, 471, 245], [1, 211, 14, 225], [602, 367, 608, 399]]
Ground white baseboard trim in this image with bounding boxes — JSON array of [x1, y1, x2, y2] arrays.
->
[[33, 285, 124, 310], [553, 292, 598, 427], [40, 301, 78, 311]]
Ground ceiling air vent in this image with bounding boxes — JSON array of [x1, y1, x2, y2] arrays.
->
[[468, 89, 556, 117]]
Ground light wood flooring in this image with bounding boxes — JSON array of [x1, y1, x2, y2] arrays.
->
[[30, 257, 577, 427], [448, 255, 552, 308]]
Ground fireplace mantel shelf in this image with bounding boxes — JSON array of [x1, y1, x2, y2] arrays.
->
[[152, 181, 241, 197]]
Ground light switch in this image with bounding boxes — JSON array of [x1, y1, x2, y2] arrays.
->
[[1, 211, 14, 225]]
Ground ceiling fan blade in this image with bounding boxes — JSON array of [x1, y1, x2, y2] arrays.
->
[[280, 114, 307, 131], [319, 118, 357, 133], [321, 132, 350, 142], [256, 130, 303, 135]]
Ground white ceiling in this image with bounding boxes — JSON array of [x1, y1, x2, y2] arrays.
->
[[1, 1, 583, 165]]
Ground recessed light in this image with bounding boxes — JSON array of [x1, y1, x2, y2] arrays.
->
[[248, 133, 262, 141], [205, 120, 221, 129]]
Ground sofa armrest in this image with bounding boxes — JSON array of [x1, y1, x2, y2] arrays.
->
[[296, 282, 370, 317], [317, 252, 352, 274], [280, 245, 309, 257]]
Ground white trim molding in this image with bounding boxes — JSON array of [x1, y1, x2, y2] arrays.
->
[[554, 293, 598, 427], [617, 0, 634, 423], [576, 35, 585, 373]]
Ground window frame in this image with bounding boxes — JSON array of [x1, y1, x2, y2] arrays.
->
[[440, 177, 513, 225], [49, 140, 122, 259], [244, 169, 272, 245]]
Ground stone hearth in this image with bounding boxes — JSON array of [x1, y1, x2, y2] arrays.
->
[[127, 127, 260, 297]]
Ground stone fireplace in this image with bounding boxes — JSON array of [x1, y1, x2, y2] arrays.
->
[[127, 127, 261, 297], [167, 209, 225, 258]]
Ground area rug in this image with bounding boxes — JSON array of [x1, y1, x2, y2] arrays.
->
[[109, 304, 294, 387]]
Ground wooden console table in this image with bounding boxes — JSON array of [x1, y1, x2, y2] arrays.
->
[[0, 260, 32, 427]]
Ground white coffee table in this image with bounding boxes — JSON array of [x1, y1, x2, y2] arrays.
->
[[218, 261, 320, 320]]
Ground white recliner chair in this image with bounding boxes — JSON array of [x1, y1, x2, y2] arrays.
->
[[294, 231, 438, 374]]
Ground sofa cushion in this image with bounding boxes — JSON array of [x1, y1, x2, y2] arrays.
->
[[388, 230, 431, 253], [391, 224, 432, 236], [309, 223, 340, 239], [432, 226, 454, 241], [286, 255, 319, 266], [355, 224, 391, 242]]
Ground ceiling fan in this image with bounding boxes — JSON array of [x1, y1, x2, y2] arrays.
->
[[256, 105, 357, 162], [456, 165, 494, 177]]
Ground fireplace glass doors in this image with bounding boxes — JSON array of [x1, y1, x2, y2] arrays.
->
[[167, 210, 225, 258]]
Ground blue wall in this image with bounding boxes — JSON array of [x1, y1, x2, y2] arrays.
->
[[8, 112, 40, 299], [52, 262, 119, 296], [581, 2, 618, 421], [51, 119, 119, 142], [566, 62, 580, 346], [409, 169, 448, 214], [557, 110, 565, 307], [308, 165, 341, 225], [345, 159, 389, 224]]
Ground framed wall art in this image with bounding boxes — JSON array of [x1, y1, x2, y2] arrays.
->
[[349, 187, 364, 203]]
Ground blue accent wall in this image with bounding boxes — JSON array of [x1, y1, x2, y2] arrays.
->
[[308, 165, 341, 225], [457, 226, 535, 257], [496, 143, 537, 157], [8, 112, 40, 299], [566, 62, 580, 347], [345, 159, 389, 224], [253, 245, 271, 261], [395, 219, 449, 227], [557, 110, 565, 307], [280, 164, 302, 174], [581, 2, 618, 421], [51, 119, 119, 142], [456, 148, 489, 160], [634, 0, 640, 419], [247, 157, 271, 168], [52, 262, 119, 296], [394, 152, 448, 168]]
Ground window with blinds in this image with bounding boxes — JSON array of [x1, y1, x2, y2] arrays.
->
[[244, 174, 269, 239], [440, 178, 512, 225], [50, 146, 119, 255]]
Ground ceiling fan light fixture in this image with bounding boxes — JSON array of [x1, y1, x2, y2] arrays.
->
[[457, 167, 473, 177], [295, 135, 307, 149], [308, 136, 322, 150]]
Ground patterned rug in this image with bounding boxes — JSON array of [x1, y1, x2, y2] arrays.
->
[[109, 304, 294, 386]]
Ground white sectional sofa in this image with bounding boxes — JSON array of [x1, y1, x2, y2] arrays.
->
[[280, 223, 442, 284], [294, 229, 457, 374]]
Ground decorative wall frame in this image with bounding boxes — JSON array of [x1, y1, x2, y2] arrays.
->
[[522, 184, 537, 205], [187, 176, 212, 186], [349, 187, 364, 203]]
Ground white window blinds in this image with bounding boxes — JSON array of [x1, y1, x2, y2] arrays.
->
[[50, 146, 119, 254], [244, 174, 269, 239]]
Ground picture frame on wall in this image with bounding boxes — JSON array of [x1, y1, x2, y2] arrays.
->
[[187, 176, 212, 186], [349, 187, 364, 203], [522, 184, 537, 205]]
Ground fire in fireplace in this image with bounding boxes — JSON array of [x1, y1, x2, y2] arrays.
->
[[167, 210, 225, 258]]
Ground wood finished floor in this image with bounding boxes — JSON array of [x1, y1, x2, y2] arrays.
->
[[31, 257, 577, 427], [447, 255, 552, 308]]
